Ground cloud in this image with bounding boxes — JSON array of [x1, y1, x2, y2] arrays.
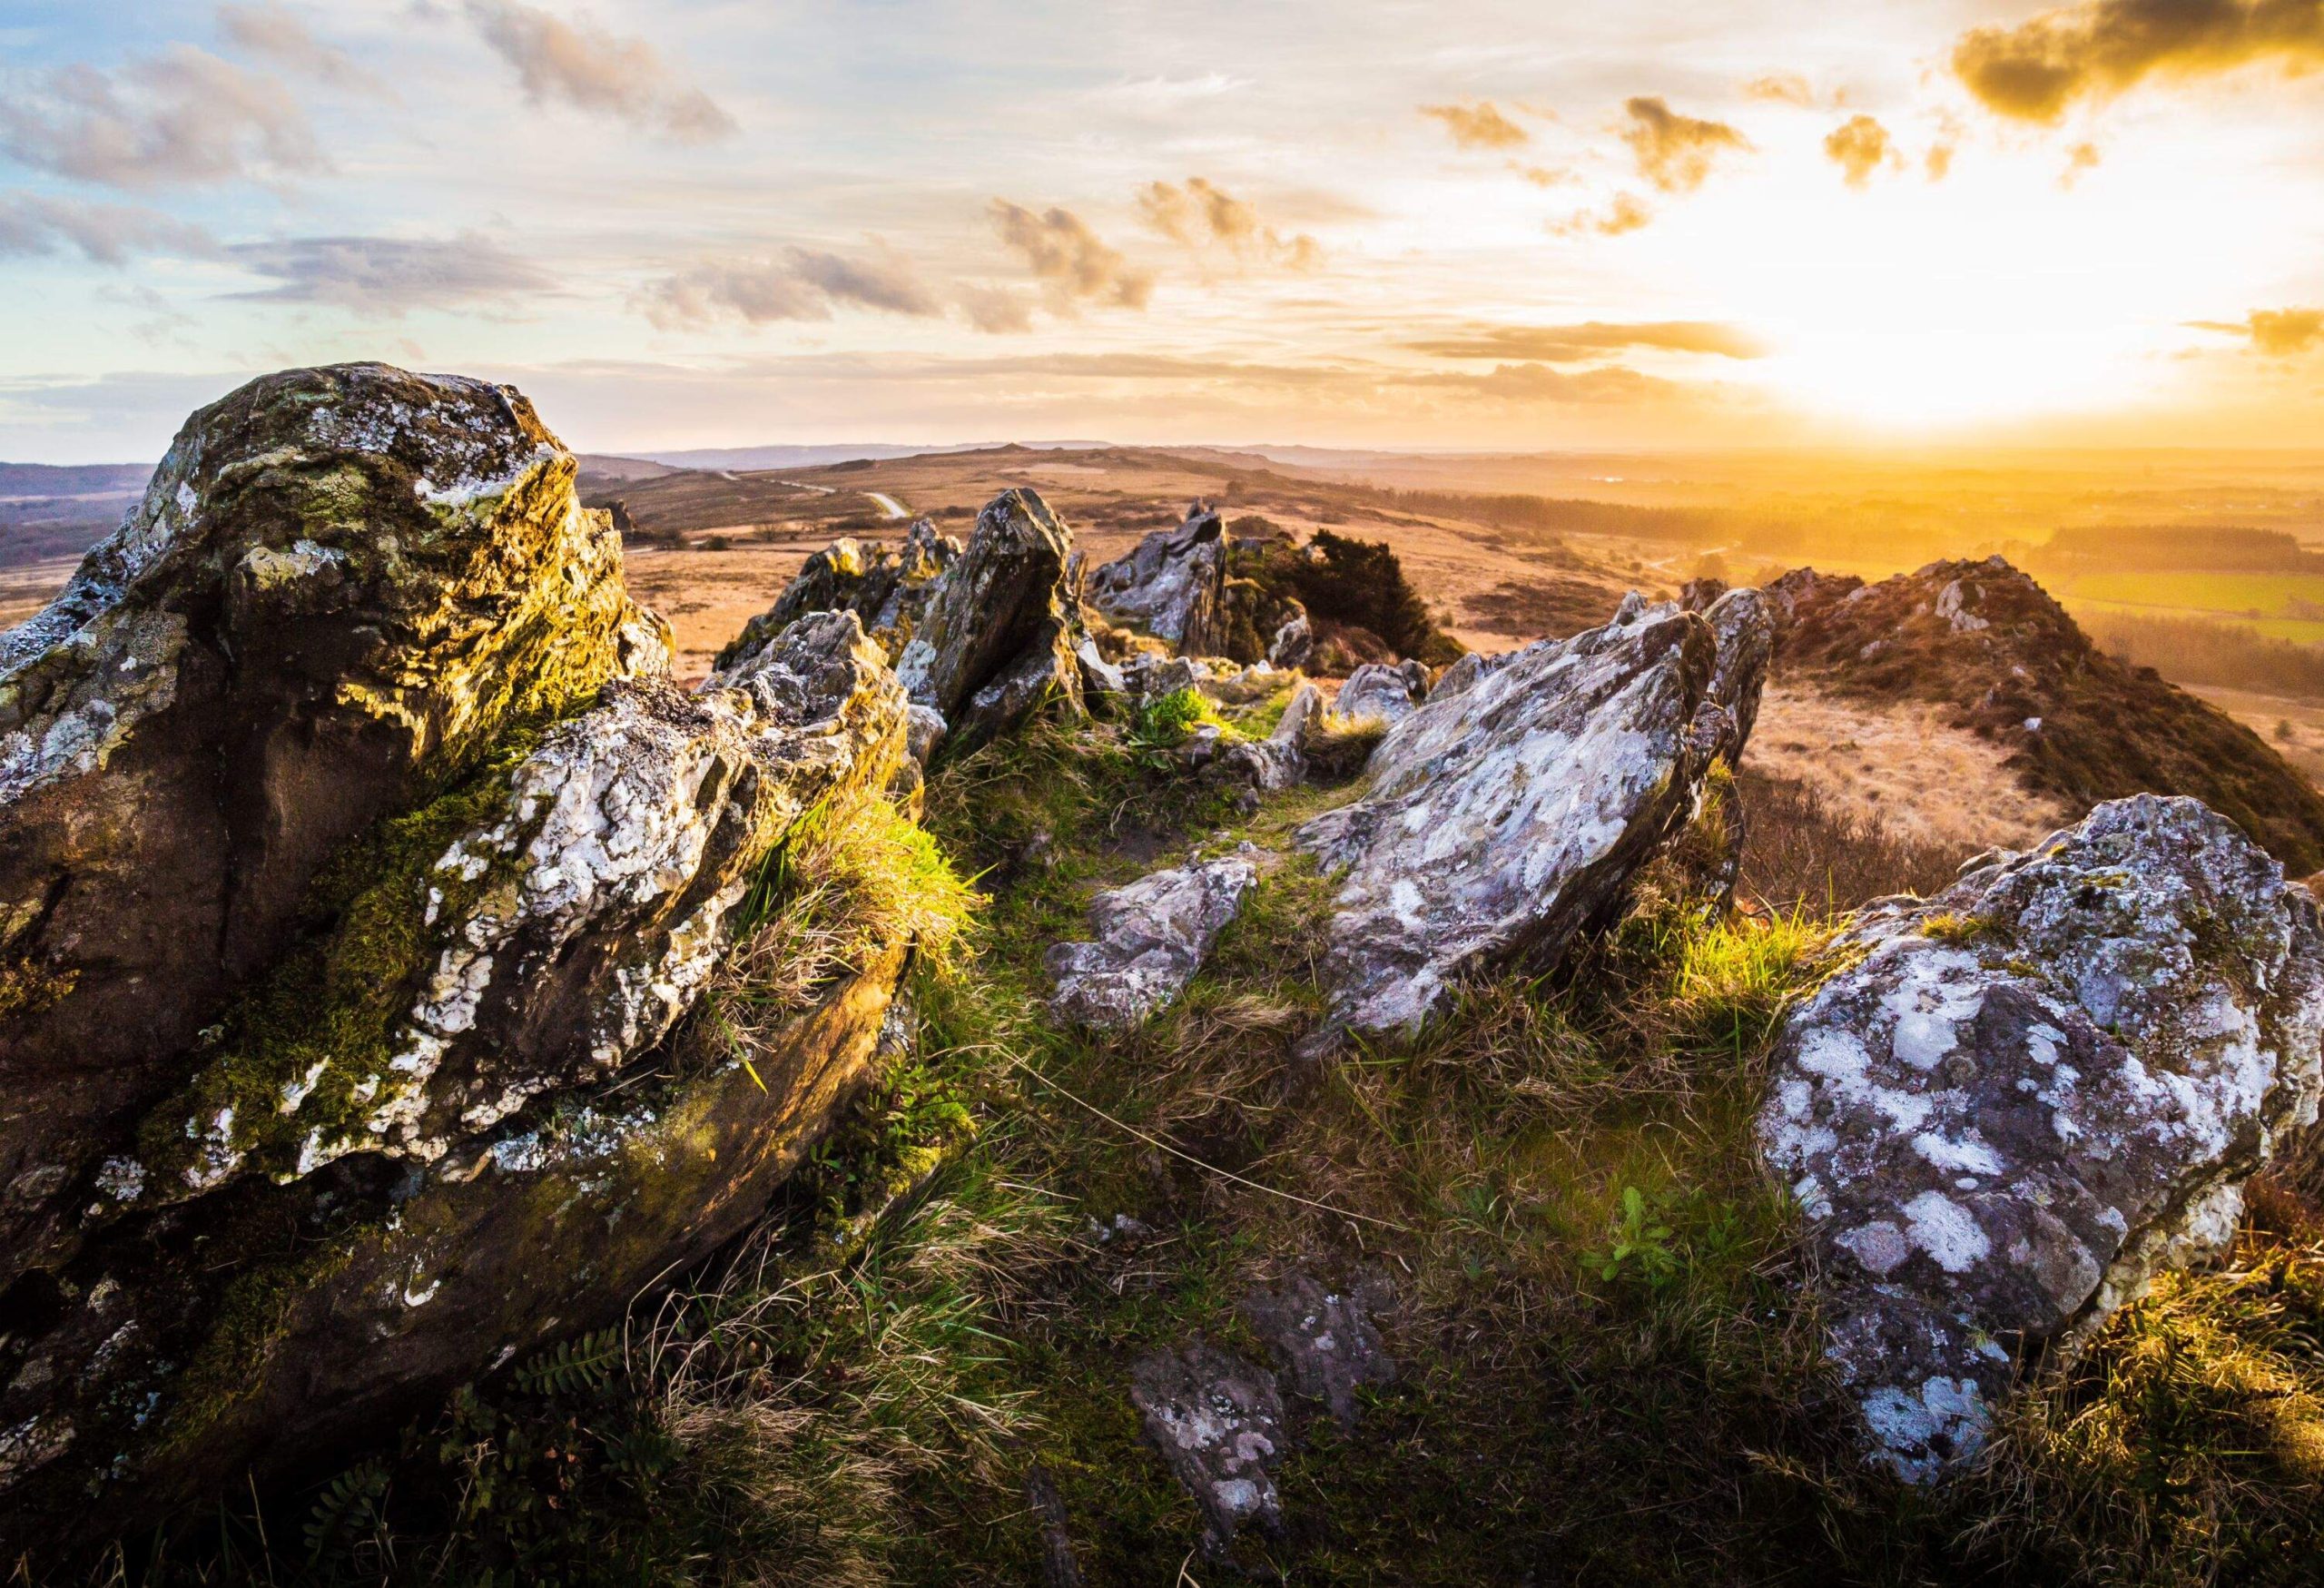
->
[[1953, 0, 2324, 123], [1405, 321, 1768, 360], [1420, 101, 1530, 149], [226, 234, 556, 312], [0, 192, 219, 265], [1620, 97, 1750, 193], [1403, 361, 1683, 404], [1550, 192, 1654, 237], [988, 201, 1153, 311], [1926, 142, 1957, 181], [460, 0, 735, 142], [1824, 114, 1902, 188], [1512, 163, 1578, 187], [1744, 72, 1819, 106], [2061, 138, 2104, 185], [2191, 306, 2324, 354], [957, 284, 1035, 334], [1135, 177, 1323, 270], [216, 3, 379, 91], [639, 246, 946, 329], [0, 44, 322, 190]]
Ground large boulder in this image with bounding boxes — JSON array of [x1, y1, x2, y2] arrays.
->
[[1088, 500, 1226, 656], [1046, 849, 1258, 1031], [895, 489, 1084, 753], [1760, 794, 2324, 1482], [0, 363, 665, 1288], [716, 518, 959, 669], [0, 606, 916, 1544], [1333, 659, 1429, 725], [1296, 594, 1739, 1036]]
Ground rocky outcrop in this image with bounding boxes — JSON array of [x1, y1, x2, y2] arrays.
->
[[1130, 1341, 1287, 1553], [1217, 682, 1322, 793], [0, 372, 927, 1553], [1771, 555, 2324, 873], [1760, 794, 2324, 1482], [895, 489, 1084, 754], [1332, 659, 1428, 725], [1699, 587, 1774, 762], [0, 363, 665, 1289], [1046, 849, 1258, 1031], [717, 518, 959, 669], [1088, 500, 1226, 656], [1297, 595, 1739, 1036]]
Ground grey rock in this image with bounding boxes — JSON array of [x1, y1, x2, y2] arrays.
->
[[1217, 682, 1322, 792], [1427, 647, 1511, 703], [1241, 1272, 1396, 1425], [895, 489, 1084, 750], [1088, 500, 1226, 656], [1045, 850, 1258, 1030], [1129, 1340, 1287, 1551], [1699, 586, 1774, 762], [721, 519, 960, 672], [1333, 658, 1429, 725], [1265, 602, 1313, 669], [1296, 598, 1724, 1035], [1760, 794, 2324, 1482]]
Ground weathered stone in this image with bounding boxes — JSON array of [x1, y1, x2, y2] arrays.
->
[[1428, 647, 1513, 704], [1265, 600, 1313, 668], [1332, 658, 1428, 725], [1297, 597, 1724, 1035], [1699, 587, 1774, 763], [895, 489, 1084, 751], [1088, 500, 1226, 656], [1760, 794, 2324, 1482], [1240, 1272, 1396, 1425], [0, 608, 915, 1544], [0, 363, 661, 1288], [1216, 682, 1321, 792], [1129, 1340, 1287, 1552], [1045, 850, 1257, 1031], [718, 518, 960, 673]]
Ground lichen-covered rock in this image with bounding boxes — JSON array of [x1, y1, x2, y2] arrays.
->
[[1046, 850, 1257, 1031], [1216, 682, 1321, 793], [1427, 646, 1510, 704], [0, 609, 915, 1544], [1265, 600, 1312, 669], [1699, 587, 1774, 762], [1760, 794, 2324, 1482], [895, 489, 1084, 751], [717, 518, 959, 671], [1240, 1272, 1396, 1425], [0, 363, 661, 1287], [1088, 501, 1226, 656], [1130, 1340, 1287, 1552], [1332, 658, 1428, 725], [1296, 597, 1723, 1035]]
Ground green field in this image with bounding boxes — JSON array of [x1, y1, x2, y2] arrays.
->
[[2050, 569, 2324, 630]]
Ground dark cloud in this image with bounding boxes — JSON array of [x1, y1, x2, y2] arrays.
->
[[988, 201, 1153, 311], [460, 0, 735, 142], [0, 44, 322, 191], [227, 234, 556, 312], [1135, 177, 1323, 270], [1549, 192, 1654, 237], [1420, 100, 1531, 149], [216, 3, 379, 91], [0, 193, 219, 266], [1824, 114, 1901, 188], [1954, 0, 2324, 123], [2191, 307, 2324, 354], [1405, 321, 1768, 360], [1620, 97, 1751, 192], [639, 247, 945, 329]]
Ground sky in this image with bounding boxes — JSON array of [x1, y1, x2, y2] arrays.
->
[[2, 0, 2322, 461]]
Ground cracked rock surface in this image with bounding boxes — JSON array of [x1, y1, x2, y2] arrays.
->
[[1087, 500, 1226, 656], [1760, 793, 2324, 1481], [1130, 1340, 1287, 1552], [895, 488, 1084, 752], [1046, 849, 1258, 1031]]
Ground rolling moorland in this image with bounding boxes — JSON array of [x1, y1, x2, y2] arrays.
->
[[6, 377, 2324, 1585]]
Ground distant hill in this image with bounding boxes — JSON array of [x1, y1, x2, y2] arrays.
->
[[0, 460, 149, 570], [623, 440, 1109, 472], [1772, 556, 2324, 874]]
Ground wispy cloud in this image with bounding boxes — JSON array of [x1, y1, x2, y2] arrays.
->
[[2190, 307, 2324, 355], [1405, 321, 1768, 360], [1136, 177, 1322, 271], [0, 44, 321, 190], [460, 0, 735, 142], [216, 2, 382, 93], [988, 201, 1153, 311], [1620, 97, 1750, 193], [1419, 101, 1530, 150], [640, 246, 944, 328], [1550, 192, 1654, 237], [226, 234, 556, 312], [0, 192, 220, 265], [1954, 0, 2324, 123]]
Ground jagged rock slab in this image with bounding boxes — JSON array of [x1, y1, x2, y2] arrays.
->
[[0, 363, 664, 1288], [1241, 1272, 1396, 1425], [1130, 1340, 1287, 1552], [1698, 587, 1774, 763], [1333, 659, 1429, 725], [1046, 850, 1258, 1031], [1296, 596, 1724, 1035], [1088, 501, 1226, 656], [717, 518, 959, 670], [0, 607, 915, 1544], [895, 489, 1084, 752], [1217, 682, 1322, 792], [1760, 794, 2324, 1482]]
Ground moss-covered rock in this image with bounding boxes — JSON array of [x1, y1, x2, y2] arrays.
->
[[0, 364, 667, 1288]]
